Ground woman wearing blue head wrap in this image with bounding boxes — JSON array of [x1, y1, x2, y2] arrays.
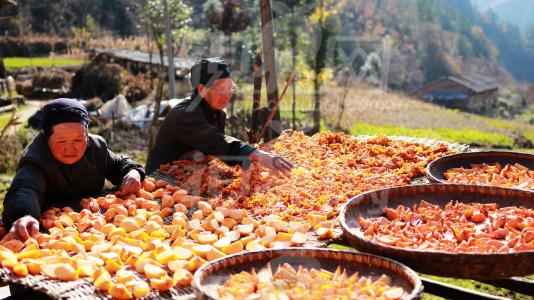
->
[[2, 98, 145, 241]]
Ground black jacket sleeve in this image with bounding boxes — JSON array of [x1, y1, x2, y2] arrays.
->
[[178, 109, 256, 157], [2, 162, 46, 230], [104, 147, 146, 186]]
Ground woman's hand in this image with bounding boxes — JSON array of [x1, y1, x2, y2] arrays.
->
[[9, 215, 39, 241], [249, 149, 293, 175], [119, 169, 142, 196]]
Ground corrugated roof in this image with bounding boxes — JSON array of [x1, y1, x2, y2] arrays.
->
[[414, 74, 499, 95], [0, 0, 16, 6], [94, 48, 196, 71], [446, 74, 499, 93]]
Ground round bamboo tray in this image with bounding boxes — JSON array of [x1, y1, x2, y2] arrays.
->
[[193, 248, 423, 300], [340, 184, 534, 280], [426, 151, 534, 188]]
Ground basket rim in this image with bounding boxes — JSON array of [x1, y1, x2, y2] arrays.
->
[[340, 183, 534, 257], [426, 150, 534, 184], [192, 247, 423, 299]]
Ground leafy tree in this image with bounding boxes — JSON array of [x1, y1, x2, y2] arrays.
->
[[421, 40, 450, 82], [308, 0, 337, 134], [142, 0, 192, 152], [207, 0, 252, 66], [456, 35, 472, 58], [416, 0, 435, 23], [273, 0, 316, 129]]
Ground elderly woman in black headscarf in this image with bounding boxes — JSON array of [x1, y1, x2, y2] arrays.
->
[[2, 98, 145, 241], [145, 57, 293, 174]]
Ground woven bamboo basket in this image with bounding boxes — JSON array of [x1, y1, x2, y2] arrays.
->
[[340, 184, 534, 280], [426, 151, 534, 187], [193, 248, 423, 300]]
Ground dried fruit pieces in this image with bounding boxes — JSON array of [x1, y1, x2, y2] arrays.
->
[[359, 200, 534, 253], [159, 131, 453, 221], [444, 163, 534, 189], [218, 263, 405, 300]]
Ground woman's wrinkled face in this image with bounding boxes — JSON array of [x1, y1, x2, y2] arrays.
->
[[198, 78, 235, 110], [47, 122, 88, 165]]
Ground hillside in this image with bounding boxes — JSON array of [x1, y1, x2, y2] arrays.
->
[[2, 0, 533, 86], [472, 0, 534, 32], [321, 83, 534, 149], [333, 0, 534, 87]]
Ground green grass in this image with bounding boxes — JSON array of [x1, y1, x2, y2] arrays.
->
[[477, 116, 518, 131], [0, 113, 14, 129], [351, 122, 515, 148], [3, 57, 86, 69], [421, 275, 532, 300], [523, 131, 534, 144]]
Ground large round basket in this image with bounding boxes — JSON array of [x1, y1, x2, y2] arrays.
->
[[426, 151, 534, 187], [193, 248, 423, 300], [340, 184, 534, 280]]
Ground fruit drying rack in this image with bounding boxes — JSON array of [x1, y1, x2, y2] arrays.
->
[[0, 136, 532, 299], [0, 172, 342, 300]]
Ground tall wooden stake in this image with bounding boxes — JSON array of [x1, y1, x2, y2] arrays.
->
[[259, 0, 281, 141], [249, 53, 263, 143], [163, 0, 176, 99]]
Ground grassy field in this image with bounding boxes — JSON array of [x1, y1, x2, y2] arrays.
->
[[3, 57, 86, 69], [236, 82, 534, 149], [350, 122, 515, 148]]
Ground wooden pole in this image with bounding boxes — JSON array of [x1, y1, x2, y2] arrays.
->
[[259, 0, 281, 141], [163, 0, 176, 99], [249, 53, 262, 143], [258, 70, 296, 142]]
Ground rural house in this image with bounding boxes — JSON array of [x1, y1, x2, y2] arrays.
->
[[414, 75, 499, 114]]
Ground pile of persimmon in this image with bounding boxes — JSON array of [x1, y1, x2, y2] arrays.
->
[[444, 163, 534, 189], [0, 177, 336, 299], [218, 263, 405, 300], [358, 200, 534, 253], [159, 131, 454, 221]]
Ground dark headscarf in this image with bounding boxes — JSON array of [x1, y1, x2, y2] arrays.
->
[[41, 98, 89, 138], [190, 57, 231, 90]]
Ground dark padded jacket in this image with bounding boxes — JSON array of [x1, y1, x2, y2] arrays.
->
[[2, 133, 145, 229], [145, 96, 255, 174]]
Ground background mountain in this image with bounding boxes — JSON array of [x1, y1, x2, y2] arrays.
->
[[331, 0, 534, 85], [471, 0, 534, 32], [1, 0, 534, 86]]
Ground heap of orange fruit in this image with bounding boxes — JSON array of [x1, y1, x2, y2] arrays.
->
[[0, 178, 336, 299], [359, 200, 534, 253], [219, 263, 405, 300], [444, 162, 534, 189], [159, 131, 454, 221], [0, 131, 454, 299]]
